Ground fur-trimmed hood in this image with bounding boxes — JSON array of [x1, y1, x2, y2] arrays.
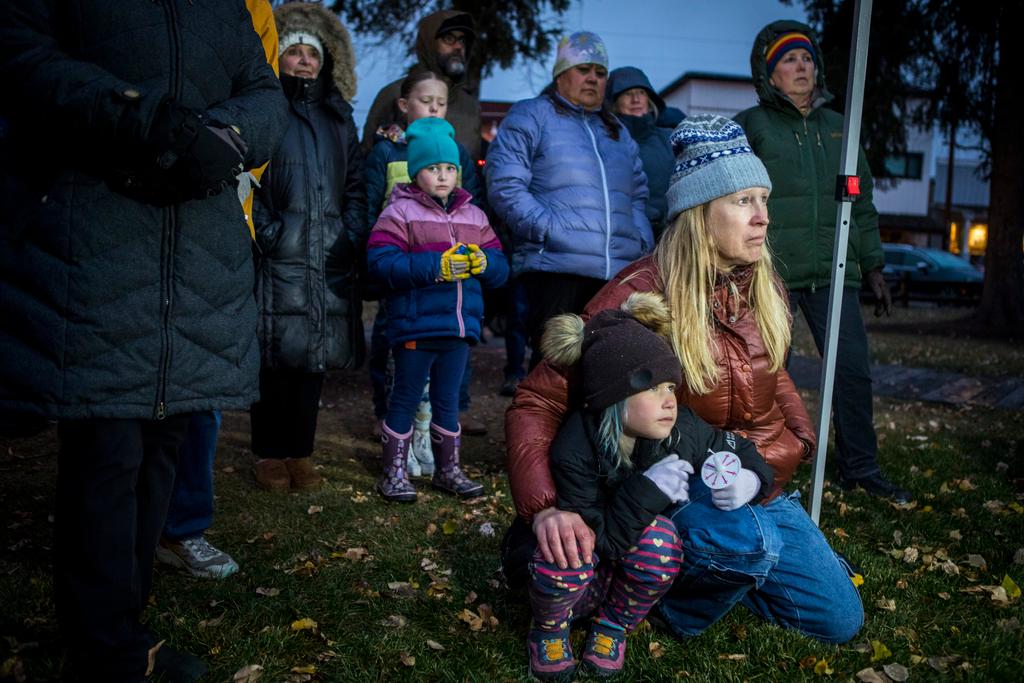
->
[[274, 1, 357, 101]]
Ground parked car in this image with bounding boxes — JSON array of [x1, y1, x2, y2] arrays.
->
[[873, 244, 983, 305]]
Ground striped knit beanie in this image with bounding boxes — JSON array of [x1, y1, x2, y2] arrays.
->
[[665, 115, 772, 221], [765, 31, 816, 75]]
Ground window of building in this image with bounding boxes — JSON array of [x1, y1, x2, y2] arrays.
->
[[880, 152, 924, 180]]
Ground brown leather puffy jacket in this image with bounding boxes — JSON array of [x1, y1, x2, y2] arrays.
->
[[506, 256, 816, 521]]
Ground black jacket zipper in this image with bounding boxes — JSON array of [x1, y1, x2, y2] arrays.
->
[[155, 0, 182, 419]]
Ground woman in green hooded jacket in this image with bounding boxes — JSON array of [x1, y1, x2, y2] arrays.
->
[[734, 20, 910, 503]]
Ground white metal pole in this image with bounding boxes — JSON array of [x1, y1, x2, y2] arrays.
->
[[808, 0, 874, 525]]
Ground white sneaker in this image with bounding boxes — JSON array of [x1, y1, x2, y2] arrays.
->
[[156, 536, 239, 579]]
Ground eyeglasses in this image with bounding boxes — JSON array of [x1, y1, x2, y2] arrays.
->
[[439, 32, 467, 47]]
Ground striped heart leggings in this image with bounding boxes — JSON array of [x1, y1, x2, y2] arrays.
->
[[528, 515, 682, 632]]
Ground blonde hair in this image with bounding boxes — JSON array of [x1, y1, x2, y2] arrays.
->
[[653, 205, 791, 395]]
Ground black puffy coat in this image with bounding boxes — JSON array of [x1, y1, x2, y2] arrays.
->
[[0, 0, 287, 420], [253, 72, 367, 372], [550, 408, 774, 561]]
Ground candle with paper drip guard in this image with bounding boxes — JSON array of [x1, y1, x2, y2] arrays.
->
[[701, 450, 740, 490]]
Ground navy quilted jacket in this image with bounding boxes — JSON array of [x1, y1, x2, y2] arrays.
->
[[485, 88, 653, 280], [0, 0, 288, 419]]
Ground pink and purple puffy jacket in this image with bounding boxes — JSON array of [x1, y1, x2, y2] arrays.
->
[[367, 184, 508, 345]]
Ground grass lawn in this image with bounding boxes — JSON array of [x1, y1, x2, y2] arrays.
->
[[1, 307, 1022, 682]]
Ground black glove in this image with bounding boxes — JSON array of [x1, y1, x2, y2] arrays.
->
[[865, 268, 892, 317], [149, 98, 247, 199], [109, 98, 247, 205]]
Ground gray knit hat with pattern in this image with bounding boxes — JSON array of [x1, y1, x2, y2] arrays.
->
[[665, 114, 772, 221]]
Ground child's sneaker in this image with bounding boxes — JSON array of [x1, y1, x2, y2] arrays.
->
[[580, 620, 627, 678], [527, 624, 576, 681]]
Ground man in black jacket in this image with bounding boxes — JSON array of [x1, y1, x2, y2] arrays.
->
[[0, 2, 287, 680]]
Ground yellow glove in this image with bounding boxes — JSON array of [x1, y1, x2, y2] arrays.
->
[[467, 244, 487, 276], [439, 243, 471, 282]]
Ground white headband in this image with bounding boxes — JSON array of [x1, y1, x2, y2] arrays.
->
[[279, 32, 324, 59]]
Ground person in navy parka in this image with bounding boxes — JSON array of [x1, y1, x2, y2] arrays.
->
[[0, 1, 287, 679], [485, 31, 652, 365]]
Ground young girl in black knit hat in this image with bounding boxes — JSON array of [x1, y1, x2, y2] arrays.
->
[[524, 292, 773, 680]]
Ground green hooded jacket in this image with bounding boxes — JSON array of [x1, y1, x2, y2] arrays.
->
[[734, 20, 883, 290]]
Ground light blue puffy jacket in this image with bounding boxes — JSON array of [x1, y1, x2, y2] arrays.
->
[[485, 89, 653, 280]]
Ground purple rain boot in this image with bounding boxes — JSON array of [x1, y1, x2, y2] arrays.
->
[[376, 422, 417, 503], [429, 423, 484, 499]]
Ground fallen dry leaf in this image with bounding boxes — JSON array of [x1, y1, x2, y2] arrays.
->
[[232, 664, 264, 683], [342, 547, 370, 562], [1001, 574, 1021, 600], [883, 663, 909, 681], [649, 641, 665, 658], [927, 655, 961, 673], [870, 640, 892, 662], [464, 591, 478, 605], [198, 615, 224, 629], [799, 655, 817, 669], [255, 586, 280, 597], [855, 667, 888, 683], [814, 658, 833, 675], [966, 554, 988, 571], [718, 653, 746, 661], [948, 530, 962, 541], [291, 617, 318, 632], [146, 640, 166, 677], [383, 614, 408, 629], [902, 547, 919, 564], [442, 520, 457, 535], [426, 639, 445, 651], [875, 598, 896, 611], [399, 652, 415, 667], [996, 617, 1020, 633], [307, 505, 323, 515], [291, 665, 317, 675]]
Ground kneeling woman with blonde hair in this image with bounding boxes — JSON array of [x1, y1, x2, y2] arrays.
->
[[502, 115, 863, 650]]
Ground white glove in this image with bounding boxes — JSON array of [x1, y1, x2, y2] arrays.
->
[[643, 454, 694, 504], [711, 468, 761, 511]]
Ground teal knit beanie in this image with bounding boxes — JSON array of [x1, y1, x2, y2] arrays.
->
[[406, 118, 460, 180]]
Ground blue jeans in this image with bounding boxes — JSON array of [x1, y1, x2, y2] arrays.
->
[[656, 478, 863, 643], [371, 304, 473, 416], [162, 410, 220, 541], [385, 342, 468, 434]]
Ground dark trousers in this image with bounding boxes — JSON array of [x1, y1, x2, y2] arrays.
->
[[369, 304, 391, 420], [162, 410, 220, 541], [370, 304, 474, 417], [503, 277, 531, 380], [385, 342, 469, 434], [250, 368, 325, 460], [789, 286, 880, 480], [522, 272, 606, 370], [55, 415, 190, 682]]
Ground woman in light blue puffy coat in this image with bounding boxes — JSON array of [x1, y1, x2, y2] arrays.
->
[[485, 31, 652, 360]]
